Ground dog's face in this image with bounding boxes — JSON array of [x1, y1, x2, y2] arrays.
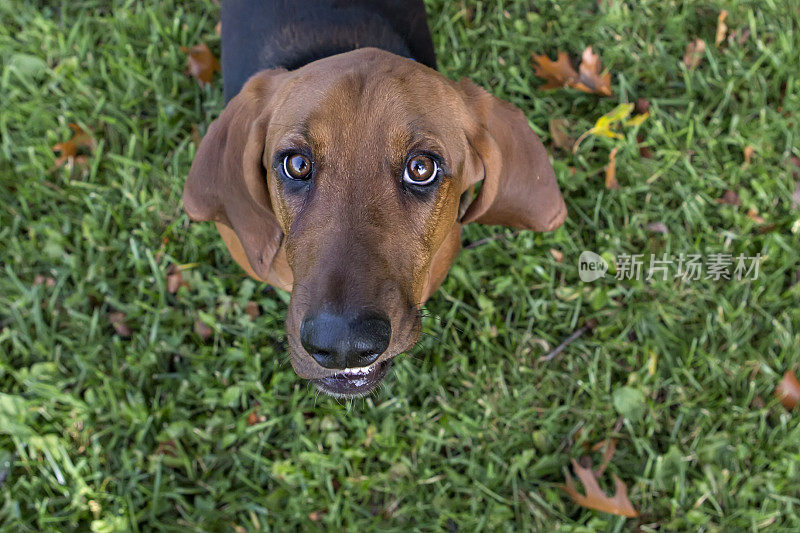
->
[[184, 48, 566, 397]]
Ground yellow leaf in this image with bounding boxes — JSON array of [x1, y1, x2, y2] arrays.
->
[[625, 112, 649, 127], [572, 104, 633, 153], [602, 103, 634, 124], [590, 104, 633, 137]]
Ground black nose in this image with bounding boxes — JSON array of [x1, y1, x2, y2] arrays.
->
[[300, 310, 391, 369]]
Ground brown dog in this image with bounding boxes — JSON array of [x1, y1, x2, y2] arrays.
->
[[184, 4, 566, 397]]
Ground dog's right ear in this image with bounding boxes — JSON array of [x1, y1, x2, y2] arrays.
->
[[183, 69, 288, 280]]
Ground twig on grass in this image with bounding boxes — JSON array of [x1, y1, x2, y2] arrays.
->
[[538, 319, 598, 363]]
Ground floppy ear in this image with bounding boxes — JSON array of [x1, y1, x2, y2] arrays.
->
[[456, 79, 566, 231], [183, 69, 288, 280]]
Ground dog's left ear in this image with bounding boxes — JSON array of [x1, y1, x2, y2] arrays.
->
[[183, 69, 288, 280], [456, 79, 567, 231]]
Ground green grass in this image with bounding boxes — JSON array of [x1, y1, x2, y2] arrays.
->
[[1, 0, 799, 530]]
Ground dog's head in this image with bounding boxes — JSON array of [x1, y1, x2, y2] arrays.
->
[[184, 48, 566, 397]]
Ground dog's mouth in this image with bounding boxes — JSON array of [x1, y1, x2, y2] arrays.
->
[[312, 360, 392, 397]]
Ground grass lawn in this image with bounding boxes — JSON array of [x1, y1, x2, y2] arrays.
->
[[2, 0, 799, 530]]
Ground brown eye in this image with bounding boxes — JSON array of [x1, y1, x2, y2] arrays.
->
[[403, 155, 439, 185], [283, 153, 312, 180]]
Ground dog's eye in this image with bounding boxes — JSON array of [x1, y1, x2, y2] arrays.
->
[[403, 155, 438, 186], [283, 153, 312, 180]]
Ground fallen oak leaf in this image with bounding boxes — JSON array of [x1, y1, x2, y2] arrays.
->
[[775, 370, 800, 410], [52, 123, 95, 169], [684, 39, 706, 69], [531, 51, 580, 90], [532, 48, 613, 96], [562, 459, 639, 517], [605, 147, 619, 189], [180, 43, 220, 86], [577, 46, 613, 96], [715, 10, 729, 46]]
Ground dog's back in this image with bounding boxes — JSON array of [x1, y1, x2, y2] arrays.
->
[[221, 0, 436, 101]]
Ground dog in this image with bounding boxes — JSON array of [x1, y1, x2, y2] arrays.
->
[[184, 0, 567, 397]]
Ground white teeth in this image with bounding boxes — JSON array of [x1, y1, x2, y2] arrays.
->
[[339, 366, 373, 376]]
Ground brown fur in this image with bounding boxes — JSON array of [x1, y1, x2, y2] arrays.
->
[[184, 48, 566, 379]]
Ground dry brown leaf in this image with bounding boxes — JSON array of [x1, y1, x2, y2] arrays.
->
[[167, 265, 189, 294], [549, 118, 573, 151], [635, 98, 650, 115], [246, 409, 266, 426], [550, 249, 564, 263], [308, 510, 328, 522], [684, 39, 706, 69], [34, 274, 56, 287], [532, 51, 579, 90], [743, 145, 755, 165], [180, 43, 221, 86], [108, 312, 132, 338], [605, 147, 619, 189], [776, 370, 800, 410], [244, 301, 260, 320], [647, 222, 669, 234], [562, 459, 639, 517], [746, 208, 765, 224], [532, 48, 612, 96], [194, 319, 213, 340], [715, 10, 729, 46], [215, 21, 221, 36], [52, 123, 95, 169], [718, 189, 741, 206], [577, 46, 613, 96]]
